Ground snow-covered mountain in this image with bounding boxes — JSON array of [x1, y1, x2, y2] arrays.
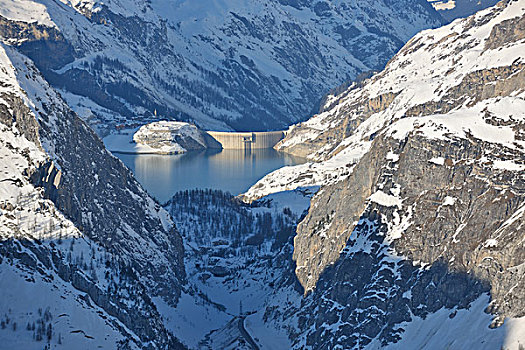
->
[[0, 42, 186, 348], [239, 0, 525, 348], [247, 0, 525, 199], [1, 0, 524, 349], [0, 0, 442, 133]]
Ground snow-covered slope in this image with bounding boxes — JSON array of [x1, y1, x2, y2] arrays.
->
[[163, 189, 314, 348], [246, 0, 525, 200], [0, 0, 442, 133], [0, 43, 185, 348], [239, 1, 525, 348]]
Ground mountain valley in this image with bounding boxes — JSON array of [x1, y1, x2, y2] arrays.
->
[[0, 0, 524, 349]]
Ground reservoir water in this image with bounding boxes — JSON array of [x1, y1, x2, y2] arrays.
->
[[115, 148, 306, 203]]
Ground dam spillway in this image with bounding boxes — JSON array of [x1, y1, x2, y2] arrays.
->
[[206, 130, 286, 150]]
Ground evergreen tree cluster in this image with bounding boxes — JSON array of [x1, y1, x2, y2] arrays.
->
[[0, 307, 61, 345], [167, 189, 296, 250]]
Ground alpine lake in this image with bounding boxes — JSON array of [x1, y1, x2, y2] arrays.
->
[[115, 148, 306, 203]]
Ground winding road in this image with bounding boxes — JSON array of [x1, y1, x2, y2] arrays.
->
[[238, 316, 260, 350]]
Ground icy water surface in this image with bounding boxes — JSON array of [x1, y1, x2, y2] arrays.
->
[[116, 148, 306, 203]]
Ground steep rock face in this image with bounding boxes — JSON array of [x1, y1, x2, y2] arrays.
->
[[245, 1, 525, 348], [0, 0, 442, 132], [0, 14, 74, 70], [289, 0, 525, 306], [282, 127, 524, 348], [287, 216, 493, 349], [485, 12, 525, 49], [294, 131, 524, 309], [0, 43, 185, 348]]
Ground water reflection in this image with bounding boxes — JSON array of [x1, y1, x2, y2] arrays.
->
[[116, 149, 306, 203]]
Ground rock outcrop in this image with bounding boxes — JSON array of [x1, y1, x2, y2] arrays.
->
[[132, 121, 211, 154]]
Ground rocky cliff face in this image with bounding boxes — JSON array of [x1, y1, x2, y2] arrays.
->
[[0, 0, 442, 132], [288, 131, 524, 348], [0, 43, 185, 348], [246, 0, 525, 348]]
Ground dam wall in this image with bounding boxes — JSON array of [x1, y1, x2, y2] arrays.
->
[[206, 130, 286, 150]]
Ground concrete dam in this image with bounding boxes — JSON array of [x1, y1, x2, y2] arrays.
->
[[206, 130, 286, 150]]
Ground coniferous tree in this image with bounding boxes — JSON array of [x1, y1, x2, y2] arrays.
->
[[35, 323, 43, 341], [46, 323, 52, 341]]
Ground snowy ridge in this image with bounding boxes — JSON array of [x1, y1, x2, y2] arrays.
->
[[0, 42, 186, 348], [242, 141, 367, 201], [0, 50, 143, 347], [0, 0, 442, 132], [2, 44, 182, 281], [247, 0, 525, 200]]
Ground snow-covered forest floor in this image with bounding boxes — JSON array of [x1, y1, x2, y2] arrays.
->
[[163, 188, 315, 349]]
